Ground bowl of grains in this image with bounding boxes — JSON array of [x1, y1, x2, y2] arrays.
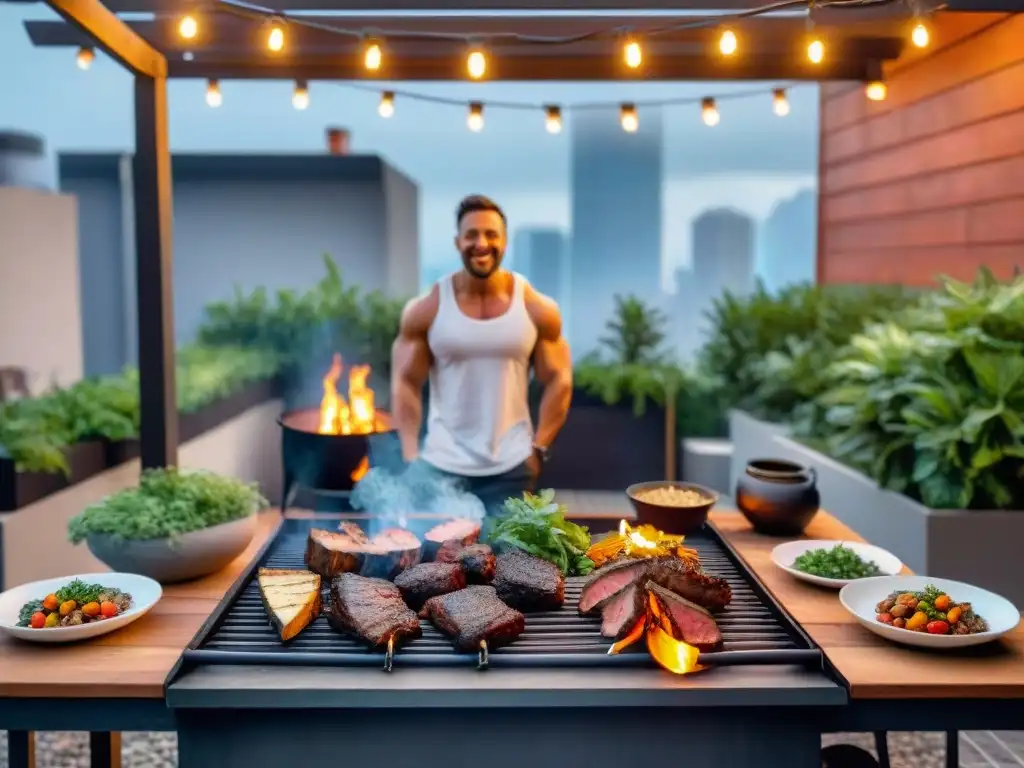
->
[[625, 481, 719, 534]]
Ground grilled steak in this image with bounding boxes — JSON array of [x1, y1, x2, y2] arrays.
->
[[647, 559, 732, 612], [394, 562, 467, 610], [423, 518, 481, 561], [305, 524, 421, 580], [646, 581, 723, 651], [579, 558, 649, 615], [436, 541, 496, 583], [493, 551, 565, 612], [327, 573, 422, 648], [423, 585, 525, 651], [599, 582, 646, 640]]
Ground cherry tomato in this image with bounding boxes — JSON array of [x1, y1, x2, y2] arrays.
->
[[926, 620, 951, 635], [30, 611, 46, 629], [100, 601, 118, 618], [876, 613, 894, 624]]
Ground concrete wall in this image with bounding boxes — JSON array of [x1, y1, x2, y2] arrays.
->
[[818, 13, 1024, 284], [0, 399, 283, 588], [0, 187, 83, 392]]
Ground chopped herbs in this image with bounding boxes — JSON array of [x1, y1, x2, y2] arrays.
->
[[488, 489, 595, 576], [792, 544, 883, 580]]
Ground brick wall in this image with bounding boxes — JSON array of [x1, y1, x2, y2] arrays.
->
[[818, 13, 1024, 285]]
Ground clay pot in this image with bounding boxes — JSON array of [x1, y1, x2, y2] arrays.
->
[[735, 459, 820, 536]]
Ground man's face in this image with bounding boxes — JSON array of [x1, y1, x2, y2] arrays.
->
[[456, 209, 506, 279]]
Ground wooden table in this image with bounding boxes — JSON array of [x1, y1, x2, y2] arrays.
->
[[0, 511, 282, 768]]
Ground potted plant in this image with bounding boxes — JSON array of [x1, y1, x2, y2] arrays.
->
[[67, 467, 268, 583]]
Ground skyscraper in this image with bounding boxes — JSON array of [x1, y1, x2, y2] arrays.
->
[[569, 107, 664, 358], [513, 227, 567, 304], [758, 188, 817, 292], [692, 208, 756, 300]]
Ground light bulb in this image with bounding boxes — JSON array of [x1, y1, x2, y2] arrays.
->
[[467, 102, 484, 132], [701, 97, 720, 127], [205, 79, 222, 108], [772, 88, 790, 117], [467, 49, 487, 79], [364, 41, 382, 71], [544, 106, 562, 134], [76, 46, 94, 70], [292, 81, 309, 110], [807, 38, 824, 64], [911, 22, 929, 48], [624, 39, 642, 69], [620, 104, 638, 133], [719, 29, 737, 56], [179, 14, 197, 40], [268, 25, 284, 52], [378, 91, 395, 118], [865, 81, 887, 101]]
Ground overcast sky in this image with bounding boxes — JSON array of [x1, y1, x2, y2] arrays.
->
[[0, 4, 819, 278]]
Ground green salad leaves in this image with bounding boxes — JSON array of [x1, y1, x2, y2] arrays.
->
[[488, 489, 595, 576]]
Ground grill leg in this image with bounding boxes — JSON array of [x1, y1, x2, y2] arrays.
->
[[280, 473, 297, 514], [8, 730, 34, 768], [946, 731, 959, 768], [874, 732, 891, 768], [90, 732, 122, 768]]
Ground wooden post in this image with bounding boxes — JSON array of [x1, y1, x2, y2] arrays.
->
[[133, 74, 178, 468], [664, 382, 677, 482]]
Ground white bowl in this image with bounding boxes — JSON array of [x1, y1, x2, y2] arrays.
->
[[771, 539, 903, 589], [840, 575, 1021, 649], [0, 572, 162, 644]]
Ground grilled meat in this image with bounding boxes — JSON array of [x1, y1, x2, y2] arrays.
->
[[436, 541, 496, 584], [647, 559, 732, 612], [327, 573, 422, 648], [646, 581, 723, 651], [599, 582, 646, 640], [423, 585, 526, 652], [257, 568, 322, 642], [394, 562, 467, 610], [423, 518, 481, 561], [578, 558, 649, 615], [305, 525, 421, 580], [493, 551, 565, 612]]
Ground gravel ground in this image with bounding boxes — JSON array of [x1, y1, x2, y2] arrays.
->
[[1, 730, 1022, 766]]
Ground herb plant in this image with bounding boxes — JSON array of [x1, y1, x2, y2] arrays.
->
[[488, 489, 595, 576]]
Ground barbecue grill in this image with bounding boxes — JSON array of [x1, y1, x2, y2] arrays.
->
[[181, 516, 823, 672]]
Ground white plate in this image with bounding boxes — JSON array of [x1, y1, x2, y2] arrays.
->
[[771, 539, 903, 589], [0, 572, 162, 644], [840, 575, 1021, 649]]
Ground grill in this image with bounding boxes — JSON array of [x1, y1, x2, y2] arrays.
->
[[182, 517, 822, 671]]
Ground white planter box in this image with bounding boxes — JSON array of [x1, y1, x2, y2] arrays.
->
[[681, 438, 732, 496], [728, 410, 791, 492], [771, 435, 1024, 610]]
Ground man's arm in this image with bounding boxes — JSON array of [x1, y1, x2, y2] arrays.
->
[[526, 285, 573, 450], [390, 288, 437, 461]]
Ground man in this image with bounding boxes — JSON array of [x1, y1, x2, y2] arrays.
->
[[390, 194, 573, 517]]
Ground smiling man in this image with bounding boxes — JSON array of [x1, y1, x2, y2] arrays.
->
[[390, 194, 573, 518]]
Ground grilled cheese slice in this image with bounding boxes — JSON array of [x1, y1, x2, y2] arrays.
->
[[258, 568, 322, 642]]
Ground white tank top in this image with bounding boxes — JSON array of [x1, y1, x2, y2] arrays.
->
[[421, 272, 538, 476]]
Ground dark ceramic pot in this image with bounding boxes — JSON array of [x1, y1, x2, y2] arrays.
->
[[735, 459, 820, 536]]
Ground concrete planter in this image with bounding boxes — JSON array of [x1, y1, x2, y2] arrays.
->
[[680, 438, 732, 496], [770, 435, 1024, 609], [728, 410, 791, 491]]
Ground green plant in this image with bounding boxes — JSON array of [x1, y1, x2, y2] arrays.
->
[[597, 294, 668, 366], [67, 467, 268, 543]]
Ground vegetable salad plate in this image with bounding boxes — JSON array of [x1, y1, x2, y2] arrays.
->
[[840, 576, 1020, 649], [0, 572, 162, 644], [771, 539, 903, 589]]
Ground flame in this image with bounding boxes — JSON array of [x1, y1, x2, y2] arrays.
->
[[318, 353, 379, 436], [586, 520, 700, 568], [351, 456, 370, 483], [607, 616, 647, 655], [604, 592, 704, 675]]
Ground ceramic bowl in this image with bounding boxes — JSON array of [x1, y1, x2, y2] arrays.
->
[[625, 481, 719, 534], [772, 539, 903, 589]]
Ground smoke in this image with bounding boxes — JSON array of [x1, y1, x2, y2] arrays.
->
[[350, 436, 485, 530]]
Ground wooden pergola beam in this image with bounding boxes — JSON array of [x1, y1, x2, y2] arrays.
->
[[46, 0, 166, 77]]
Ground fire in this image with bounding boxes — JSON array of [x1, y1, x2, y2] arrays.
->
[[607, 592, 704, 675], [585, 520, 700, 568], [351, 456, 369, 483], [318, 353, 378, 436]]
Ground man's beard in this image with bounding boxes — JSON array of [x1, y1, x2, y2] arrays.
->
[[462, 247, 502, 279]]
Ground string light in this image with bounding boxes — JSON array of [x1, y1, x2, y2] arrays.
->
[[267, 23, 284, 52], [364, 40, 382, 71], [205, 78, 222, 107], [620, 103, 638, 133], [544, 105, 562, 134], [467, 47, 487, 79], [865, 80, 887, 101], [292, 80, 310, 110], [911, 21, 929, 48], [807, 37, 825, 64], [178, 14, 197, 40], [378, 91, 395, 117], [623, 38, 642, 69], [772, 88, 790, 117], [467, 102, 484, 131], [719, 29, 738, 56], [76, 46, 94, 70], [701, 97, 720, 127]]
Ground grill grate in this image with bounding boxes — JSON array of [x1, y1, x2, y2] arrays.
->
[[182, 517, 821, 671]]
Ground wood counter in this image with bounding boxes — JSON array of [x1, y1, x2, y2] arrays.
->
[[0, 511, 281, 699], [710, 507, 1024, 700]]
